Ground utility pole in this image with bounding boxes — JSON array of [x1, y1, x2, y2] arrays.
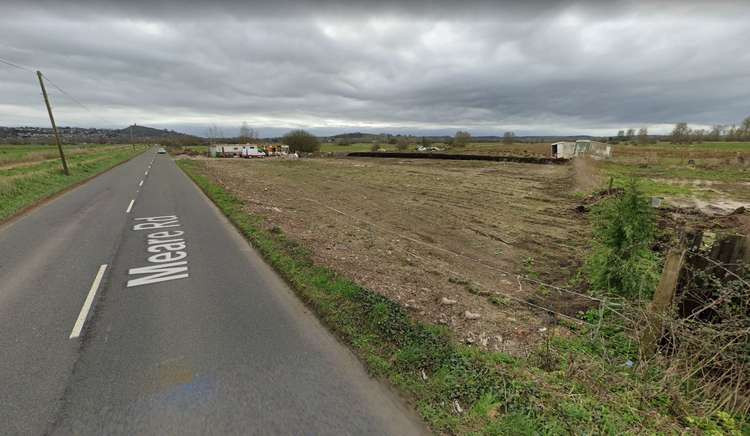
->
[[36, 70, 69, 175], [130, 124, 135, 150]]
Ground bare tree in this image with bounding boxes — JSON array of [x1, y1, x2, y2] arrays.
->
[[239, 121, 258, 142], [503, 131, 516, 145], [692, 128, 705, 143], [637, 127, 649, 145], [207, 124, 224, 144], [671, 122, 690, 144], [741, 116, 750, 140], [617, 130, 625, 138], [395, 137, 409, 151], [239, 121, 250, 142], [626, 128, 636, 139], [453, 130, 471, 147], [709, 125, 723, 141], [727, 124, 739, 141]]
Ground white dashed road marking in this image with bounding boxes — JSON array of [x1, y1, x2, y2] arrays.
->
[[69, 264, 107, 339]]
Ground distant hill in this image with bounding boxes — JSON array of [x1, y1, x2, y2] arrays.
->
[[115, 125, 196, 139], [0, 124, 200, 145]]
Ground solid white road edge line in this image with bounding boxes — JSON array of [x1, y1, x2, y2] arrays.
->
[[69, 264, 108, 339], [126, 199, 135, 213]]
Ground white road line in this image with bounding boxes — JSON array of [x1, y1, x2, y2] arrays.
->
[[126, 199, 135, 213], [145, 171, 149, 176], [139, 180, 143, 187], [69, 264, 108, 339]]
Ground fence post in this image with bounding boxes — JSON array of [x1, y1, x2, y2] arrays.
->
[[640, 237, 690, 358], [709, 234, 749, 274]]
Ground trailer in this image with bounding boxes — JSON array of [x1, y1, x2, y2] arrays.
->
[[210, 143, 267, 158]]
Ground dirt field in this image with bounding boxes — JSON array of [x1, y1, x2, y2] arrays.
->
[[197, 157, 593, 354]]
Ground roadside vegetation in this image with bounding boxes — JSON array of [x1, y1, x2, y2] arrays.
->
[[179, 158, 748, 434], [585, 179, 661, 299], [0, 144, 144, 222], [580, 180, 748, 433]]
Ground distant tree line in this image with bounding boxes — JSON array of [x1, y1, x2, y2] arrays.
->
[[612, 115, 750, 145], [614, 128, 651, 145], [670, 117, 750, 144]]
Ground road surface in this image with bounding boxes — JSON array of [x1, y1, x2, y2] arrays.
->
[[0, 149, 425, 435]]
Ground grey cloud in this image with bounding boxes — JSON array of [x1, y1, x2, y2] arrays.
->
[[1, 0, 749, 136]]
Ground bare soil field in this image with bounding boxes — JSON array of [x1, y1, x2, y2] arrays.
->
[[188, 141, 749, 353], [198, 157, 593, 354]]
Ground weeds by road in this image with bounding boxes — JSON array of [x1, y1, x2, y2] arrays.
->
[[0, 145, 145, 222]]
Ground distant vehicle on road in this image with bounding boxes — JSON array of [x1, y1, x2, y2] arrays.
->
[[157, 148, 166, 154]]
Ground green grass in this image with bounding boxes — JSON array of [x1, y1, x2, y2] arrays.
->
[[176, 158, 731, 435], [598, 150, 749, 199], [0, 144, 122, 166], [0, 145, 145, 222], [651, 141, 750, 151]]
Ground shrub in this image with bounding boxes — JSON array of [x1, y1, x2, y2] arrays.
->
[[282, 129, 320, 153], [453, 130, 471, 147], [395, 138, 409, 151], [585, 178, 660, 299]]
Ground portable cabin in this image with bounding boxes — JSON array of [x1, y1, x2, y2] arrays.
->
[[551, 140, 611, 159]]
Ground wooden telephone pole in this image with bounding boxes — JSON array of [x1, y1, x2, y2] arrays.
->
[[130, 124, 135, 150], [36, 70, 69, 175]]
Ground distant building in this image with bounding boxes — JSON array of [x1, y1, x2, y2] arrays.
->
[[209, 143, 266, 157], [551, 140, 612, 159]]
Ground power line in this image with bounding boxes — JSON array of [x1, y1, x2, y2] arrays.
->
[[40, 73, 94, 114], [0, 56, 108, 124], [38, 72, 115, 127], [0, 56, 33, 72]]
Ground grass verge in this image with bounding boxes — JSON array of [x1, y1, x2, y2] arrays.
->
[[178, 158, 740, 435], [0, 145, 146, 223]]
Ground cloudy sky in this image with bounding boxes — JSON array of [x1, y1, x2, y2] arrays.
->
[[1, 0, 749, 137]]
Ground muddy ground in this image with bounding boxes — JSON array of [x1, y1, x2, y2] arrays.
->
[[198, 157, 594, 354]]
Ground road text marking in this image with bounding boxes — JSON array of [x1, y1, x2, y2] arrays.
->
[[127, 216, 189, 287], [70, 264, 108, 339], [126, 199, 135, 213]]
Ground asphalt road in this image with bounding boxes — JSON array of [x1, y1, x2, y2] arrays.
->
[[0, 149, 425, 435]]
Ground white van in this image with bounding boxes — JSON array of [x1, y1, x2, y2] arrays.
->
[[241, 146, 265, 158]]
